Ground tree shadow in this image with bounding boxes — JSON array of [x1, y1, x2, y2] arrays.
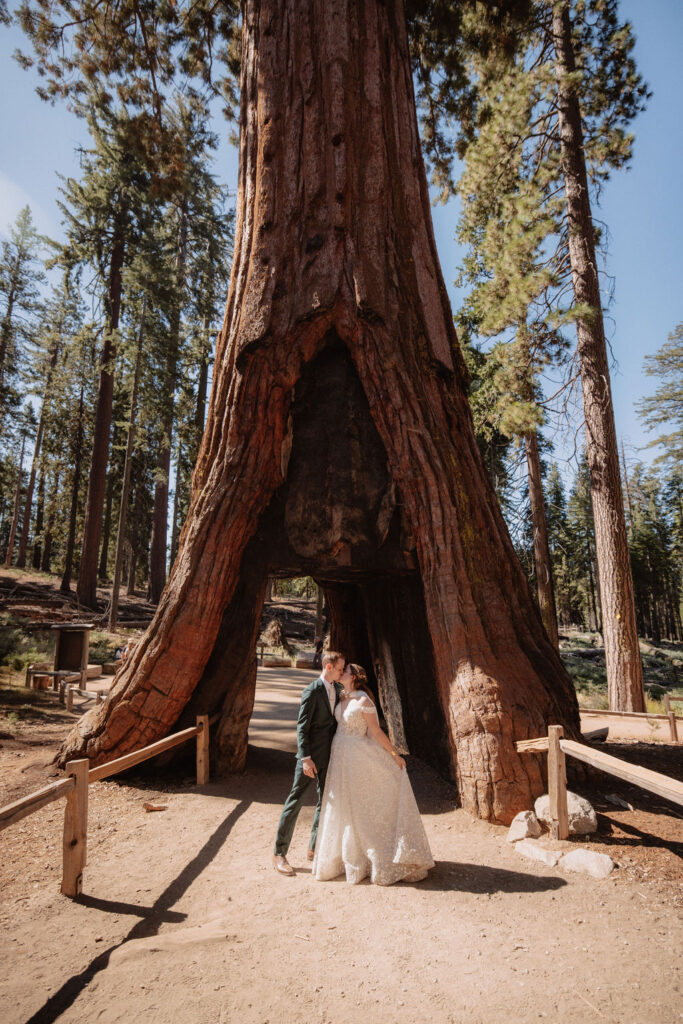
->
[[25, 798, 250, 1024], [591, 815, 683, 858]]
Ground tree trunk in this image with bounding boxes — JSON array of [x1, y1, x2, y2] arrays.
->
[[525, 431, 559, 648], [41, 470, 58, 573], [32, 463, 45, 569], [314, 583, 324, 638], [126, 544, 137, 595], [148, 210, 188, 603], [98, 470, 115, 581], [552, 1, 644, 711], [60, 0, 580, 824], [4, 435, 26, 567], [61, 382, 85, 593], [109, 303, 146, 630], [194, 315, 210, 445], [169, 439, 182, 565], [76, 219, 126, 608], [17, 336, 60, 568], [16, 416, 43, 569]]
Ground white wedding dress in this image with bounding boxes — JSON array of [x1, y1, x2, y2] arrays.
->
[[312, 697, 435, 885]]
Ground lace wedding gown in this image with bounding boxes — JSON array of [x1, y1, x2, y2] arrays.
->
[[312, 698, 434, 885]]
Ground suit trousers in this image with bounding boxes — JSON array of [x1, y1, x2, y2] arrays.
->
[[273, 756, 329, 856]]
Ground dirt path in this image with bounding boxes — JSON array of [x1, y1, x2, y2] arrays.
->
[[1, 669, 682, 1024], [580, 710, 681, 742]]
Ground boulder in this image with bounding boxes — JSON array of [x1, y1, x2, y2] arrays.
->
[[506, 810, 542, 843], [535, 791, 598, 835], [559, 849, 615, 879], [514, 840, 561, 868]]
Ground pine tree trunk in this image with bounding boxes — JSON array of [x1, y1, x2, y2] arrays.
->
[[126, 544, 137, 595], [76, 219, 126, 608], [17, 337, 60, 568], [195, 315, 210, 444], [59, 0, 581, 823], [98, 470, 115, 581], [32, 464, 45, 569], [109, 303, 145, 630], [61, 384, 85, 593], [315, 584, 324, 638], [169, 441, 182, 565], [552, 1, 644, 711], [40, 470, 58, 573], [149, 211, 188, 603], [525, 431, 559, 648], [4, 435, 26, 567]]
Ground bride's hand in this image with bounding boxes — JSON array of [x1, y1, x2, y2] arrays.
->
[[392, 752, 406, 770]]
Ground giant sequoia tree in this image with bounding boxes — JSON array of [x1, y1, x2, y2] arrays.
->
[[56, 0, 582, 824]]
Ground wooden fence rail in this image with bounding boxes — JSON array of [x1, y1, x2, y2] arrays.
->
[[0, 716, 210, 898], [517, 724, 683, 840], [580, 696, 681, 742]]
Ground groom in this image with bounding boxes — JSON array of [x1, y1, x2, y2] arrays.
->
[[272, 650, 345, 876]]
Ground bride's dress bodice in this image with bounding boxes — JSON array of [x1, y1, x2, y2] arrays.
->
[[335, 698, 375, 736]]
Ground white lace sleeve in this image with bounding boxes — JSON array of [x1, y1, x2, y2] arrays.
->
[[360, 698, 378, 716]]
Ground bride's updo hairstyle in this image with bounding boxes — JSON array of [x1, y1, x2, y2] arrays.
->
[[347, 663, 374, 702]]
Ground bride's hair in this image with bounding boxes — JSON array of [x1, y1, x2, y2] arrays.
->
[[347, 663, 375, 702]]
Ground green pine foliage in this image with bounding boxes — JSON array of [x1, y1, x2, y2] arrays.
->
[[637, 323, 683, 470]]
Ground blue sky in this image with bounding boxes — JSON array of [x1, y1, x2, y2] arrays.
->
[[1, 1, 681, 476]]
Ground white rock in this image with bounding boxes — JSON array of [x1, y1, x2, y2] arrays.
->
[[507, 810, 542, 842], [559, 849, 615, 879], [535, 791, 598, 835], [514, 840, 561, 867]]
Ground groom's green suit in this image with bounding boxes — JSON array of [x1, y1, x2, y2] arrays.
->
[[274, 676, 344, 857]]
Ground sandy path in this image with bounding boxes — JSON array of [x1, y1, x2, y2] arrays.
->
[[1, 668, 681, 1024], [580, 710, 681, 742]]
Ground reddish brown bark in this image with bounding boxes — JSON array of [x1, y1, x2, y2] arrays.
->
[[552, 2, 644, 711], [76, 220, 126, 609], [60, 0, 580, 823]]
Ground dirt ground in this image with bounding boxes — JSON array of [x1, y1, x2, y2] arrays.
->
[[1, 668, 682, 1024]]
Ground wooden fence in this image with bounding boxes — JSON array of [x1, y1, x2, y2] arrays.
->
[[580, 694, 681, 742], [0, 716, 210, 898], [517, 724, 683, 840]]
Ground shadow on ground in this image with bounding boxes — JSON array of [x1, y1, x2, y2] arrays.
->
[[25, 799, 251, 1024]]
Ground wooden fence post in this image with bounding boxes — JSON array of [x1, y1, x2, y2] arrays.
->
[[196, 716, 210, 785], [548, 725, 569, 841], [664, 695, 679, 743], [61, 759, 89, 897], [65, 685, 75, 712]]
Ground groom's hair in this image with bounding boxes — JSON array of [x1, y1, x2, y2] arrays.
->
[[322, 650, 344, 668]]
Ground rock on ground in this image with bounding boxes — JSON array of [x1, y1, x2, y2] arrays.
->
[[506, 810, 542, 842], [514, 839, 561, 867], [560, 849, 616, 879], [535, 791, 598, 835]]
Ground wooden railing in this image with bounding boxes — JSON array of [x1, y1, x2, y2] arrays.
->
[[580, 694, 681, 742], [517, 724, 683, 840], [0, 716, 210, 898]]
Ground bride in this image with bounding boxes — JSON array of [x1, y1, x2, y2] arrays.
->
[[312, 663, 434, 886]]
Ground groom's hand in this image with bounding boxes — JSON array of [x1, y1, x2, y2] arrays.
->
[[302, 757, 317, 778]]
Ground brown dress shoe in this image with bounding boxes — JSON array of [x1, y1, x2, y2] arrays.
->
[[273, 854, 295, 876]]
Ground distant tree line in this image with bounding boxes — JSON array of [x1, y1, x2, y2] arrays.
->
[[0, 89, 233, 625]]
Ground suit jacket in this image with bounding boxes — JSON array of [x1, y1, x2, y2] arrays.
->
[[296, 676, 343, 762]]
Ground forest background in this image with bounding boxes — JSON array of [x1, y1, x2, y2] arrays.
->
[[0, 0, 682, 658]]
